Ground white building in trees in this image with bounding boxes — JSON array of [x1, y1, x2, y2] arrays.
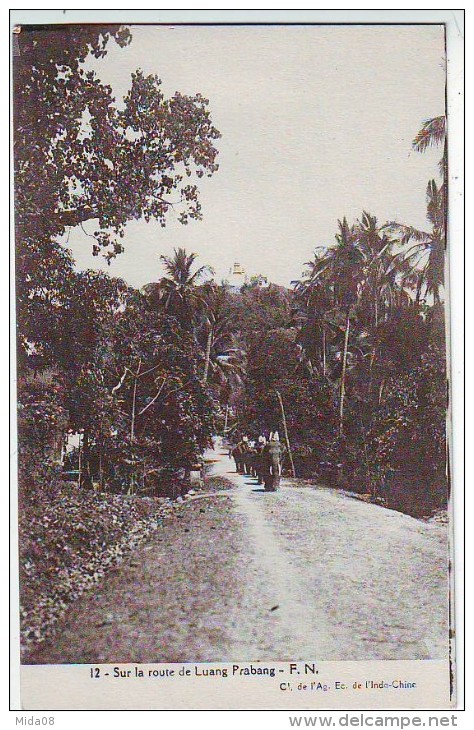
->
[[226, 262, 247, 291]]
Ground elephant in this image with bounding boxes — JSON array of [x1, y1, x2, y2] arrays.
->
[[263, 439, 283, 491], [243, 444, 259, 476], [254, 443, 267, 485], [232, 441, 249, 474]]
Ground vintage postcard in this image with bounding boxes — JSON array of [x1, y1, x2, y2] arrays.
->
[[11, 11, 463, 712]]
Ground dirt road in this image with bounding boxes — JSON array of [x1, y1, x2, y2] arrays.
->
[[25, 446, 449, 664]]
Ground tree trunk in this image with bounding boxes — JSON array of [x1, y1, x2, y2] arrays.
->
[[322, 327, 326, 376], [99, 447, 104, 491], [275, 389, 296, 478], [203, 327, 212, 384], [415, 276, 423, 305], [378, 378, 385, 405], [131, 377, 138, 442], [80, 429, 93, 489], [78, 436, 82, 487], [339, 309, 351, 435], [130, 359, 141, 442]]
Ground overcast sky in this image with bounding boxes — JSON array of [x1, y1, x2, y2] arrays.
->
[[66, 24, 446, 288]]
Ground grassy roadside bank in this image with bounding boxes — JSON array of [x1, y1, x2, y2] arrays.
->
[[18, 475, 233, 658]]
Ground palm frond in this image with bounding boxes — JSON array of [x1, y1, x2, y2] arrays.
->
[[386, 222, 431, 246], [188, 264, 214, 286], [412, 116, 446, 153]]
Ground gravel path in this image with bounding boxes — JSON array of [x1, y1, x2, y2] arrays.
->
[[24, 447, 449, 664]]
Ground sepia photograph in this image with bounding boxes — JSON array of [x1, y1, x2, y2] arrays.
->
[[12, 13, 462, 710]]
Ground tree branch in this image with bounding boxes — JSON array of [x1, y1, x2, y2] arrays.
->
[[55, 205, 98, 227], [137, 363, 162, 380], [111, 368, 129, 394], [137, 378, 167, 416]]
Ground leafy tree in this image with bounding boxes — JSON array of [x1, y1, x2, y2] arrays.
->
[[16, 238, 77, 370], [14, 24, 222, 495], [17, 369, 68, 461], [14, 25, 221, 373], [227, 284, 292, 346], [14, 25, 221, 257], [367, 341, 447, 513], [81, 294, 216, 493], [17, 369, 69, 505]]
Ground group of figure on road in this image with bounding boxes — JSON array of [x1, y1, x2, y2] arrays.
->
[[231, 432, 284, 492]]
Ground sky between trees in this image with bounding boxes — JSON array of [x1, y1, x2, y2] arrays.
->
[[65, 24, 446, 288]]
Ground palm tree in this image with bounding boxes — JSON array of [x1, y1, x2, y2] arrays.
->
[[297, 218, 365, 433], [412, 115, 447, 183], [142, 248, 213, 330], [198, 283, 246, 390], [355, 211, 410, 327], [333, 219, 365, 433], [294, 247, 333, 376], [297, 214, 414, 430], [387, 115, 447, 305], [388, 179, 445, 305], [413, 115, 446, 152]]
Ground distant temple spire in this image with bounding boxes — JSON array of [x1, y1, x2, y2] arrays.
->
[[227, 262, 247, 291]]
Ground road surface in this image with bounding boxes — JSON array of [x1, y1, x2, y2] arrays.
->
[[25, 445, 449, 664]]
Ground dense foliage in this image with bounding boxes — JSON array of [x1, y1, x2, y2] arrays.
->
[[15, 24, 447, 519]]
